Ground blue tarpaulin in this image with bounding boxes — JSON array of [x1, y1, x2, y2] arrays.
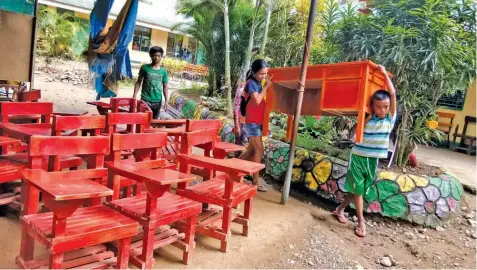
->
[[88, 0, 138, 100]]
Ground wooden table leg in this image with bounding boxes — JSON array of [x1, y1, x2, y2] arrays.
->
[[182, 215, 196, 265], [117, 237, 131, 269], [242, 198, 252, 237], [220, 206, 232, 253], [142, 226, 156, 269]]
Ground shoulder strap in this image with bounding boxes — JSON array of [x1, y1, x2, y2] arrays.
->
[[244, 80, 252, 102]]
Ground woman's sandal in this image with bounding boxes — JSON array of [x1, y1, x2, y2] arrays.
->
[[332, 210, 348, 224], [355, 227, 366, 238]]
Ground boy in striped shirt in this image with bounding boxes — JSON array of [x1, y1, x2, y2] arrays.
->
[[333, 65, 396, 237]]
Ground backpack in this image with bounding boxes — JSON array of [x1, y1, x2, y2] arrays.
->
[[240, 81, 251, 116]]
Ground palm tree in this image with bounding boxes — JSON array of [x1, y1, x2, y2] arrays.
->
[[223, 0, 233, 116], [177, 0, 260, 100], [37, 6, 84, 65], [177, 0, 235, 115], [259, 0, 272, 56], [242, 0, 264, 78]]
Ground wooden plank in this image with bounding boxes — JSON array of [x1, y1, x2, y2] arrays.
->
[[177, 154, 264, 175], [110, 133, 167, 151], [28, 136, 110, 156], [107, 165, 195, 186], [21, 169, 112, 201]]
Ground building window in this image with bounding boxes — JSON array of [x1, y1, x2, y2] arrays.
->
[[437, 90, 466, 110], [132, 26, 151, 52]]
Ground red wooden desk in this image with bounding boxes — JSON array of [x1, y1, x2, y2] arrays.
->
[[0, 136, 21, 146], [0, 123, 51, 142], [266, 61, 393, 142], [22, 169, 112, 201], [147, 126, 185, 136], [18, 169, 137, 269], [53, 109, 88, 116], [176, 154, 264, 252], [146, 127, 185, 160], [150, 119, 186, 128], [105, 160, 201, 268], [0, 123, 82, 170], [87, 101, 129, 115], [178, 154, 264, 174]]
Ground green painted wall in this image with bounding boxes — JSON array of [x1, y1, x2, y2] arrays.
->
[[0, 0, 35, 15]]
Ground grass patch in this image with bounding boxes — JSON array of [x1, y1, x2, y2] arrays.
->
[[178, 83, 207, 103], [119, 77, 136, 88]]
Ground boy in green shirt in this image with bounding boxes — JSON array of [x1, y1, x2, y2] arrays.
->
[[133, 46, 169, 119]]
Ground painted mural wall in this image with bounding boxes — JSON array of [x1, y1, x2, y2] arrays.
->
[[169, 92, 464, 228]]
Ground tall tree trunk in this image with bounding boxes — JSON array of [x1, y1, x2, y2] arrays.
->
[[243, 0, 262, 78], [243, 25, 256, 78], [259, 0, 272, 56], [223, 1, 233, 116]]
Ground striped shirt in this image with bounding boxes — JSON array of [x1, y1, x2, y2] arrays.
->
[[352, 114, 396, 159]]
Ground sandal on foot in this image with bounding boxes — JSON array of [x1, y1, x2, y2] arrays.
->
[[332, 210, 348, 224], [355, 227, 366, 238]]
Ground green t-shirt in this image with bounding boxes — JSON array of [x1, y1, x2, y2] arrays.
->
[[139, 64, 168, 102]]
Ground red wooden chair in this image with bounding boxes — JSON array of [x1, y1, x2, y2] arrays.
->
[[17, 136, 138, 269], [176, 129, 263, 253], [104, 112, 149, 135], [105, 133, 201, 268], [18, 90, 41, 102], [0, 102, 82, 169], [1, 100, 51, 126], [51, 115, 106, 137], [0, 102, 52, 153], [185, 119, 245, 159], [87, 97, 133, 115], [50, 115, 106, 171], [104, 112, 167, 198], [7, 90, 43, 123], [111, 98, 137, 113]]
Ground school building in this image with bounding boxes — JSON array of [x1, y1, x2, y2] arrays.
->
[[38, 0, 204, 66], [437, 79, 476, 143]]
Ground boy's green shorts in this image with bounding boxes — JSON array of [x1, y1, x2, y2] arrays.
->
[[344, 153, 378, 196]]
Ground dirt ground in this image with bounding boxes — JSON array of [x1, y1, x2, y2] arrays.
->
[[0, 62, 475, 269]]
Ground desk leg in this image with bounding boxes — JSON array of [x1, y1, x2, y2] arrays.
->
[[242, 198, 252, 236], [142, 226, 156, 269], [183, 215, 196, 265], [220, 206, 232, 253]]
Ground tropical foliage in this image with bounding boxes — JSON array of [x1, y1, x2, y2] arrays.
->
[[37, 6, 88, 64], [176, 0, 261, 116], [311, 0, 476, 166]]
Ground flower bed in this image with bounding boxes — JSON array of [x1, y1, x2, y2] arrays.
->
[[169, 92, 464, 227]]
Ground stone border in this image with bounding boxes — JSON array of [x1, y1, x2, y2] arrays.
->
[[169, 92, 464, 227]]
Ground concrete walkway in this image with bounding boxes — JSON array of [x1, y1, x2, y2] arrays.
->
[[415, 145, 476, 191]]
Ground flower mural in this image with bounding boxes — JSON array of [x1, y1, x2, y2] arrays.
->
[[267, 146, 289, 178], [429, 174, 464, 201], [168, 93, 465, 228], [405, 185, 451, 227], [364, 179, 408, 218], [292, 150, 333, 191]]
